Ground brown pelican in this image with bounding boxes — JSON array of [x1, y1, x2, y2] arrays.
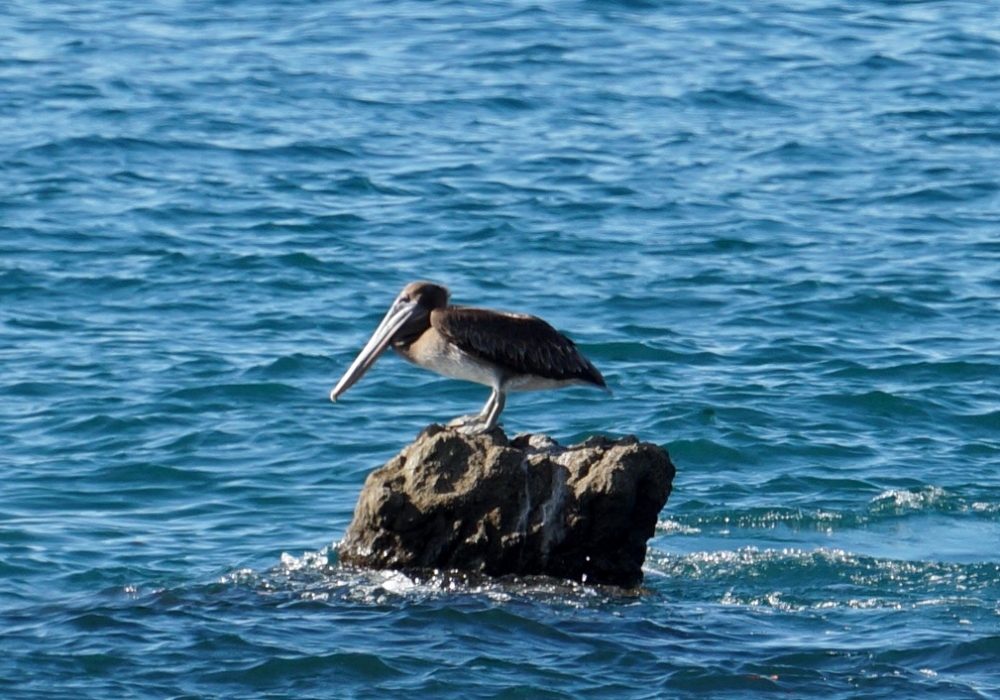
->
[[330, 281, 607, 432]]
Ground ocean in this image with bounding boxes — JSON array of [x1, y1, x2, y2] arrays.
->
[[2, 1, 998, 697]]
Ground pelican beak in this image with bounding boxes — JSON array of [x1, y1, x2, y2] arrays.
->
[[329, 297, 421, 401]]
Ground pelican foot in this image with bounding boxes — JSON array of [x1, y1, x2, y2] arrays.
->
[[446, 413, 481, 428], [446, 414, 501, 435], [446, 414, 487, 432]]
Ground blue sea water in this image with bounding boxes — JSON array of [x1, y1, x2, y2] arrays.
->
[[2, 0, 999, 697]]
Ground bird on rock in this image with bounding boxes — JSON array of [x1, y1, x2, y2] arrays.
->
[[330, 281, 607, 432]]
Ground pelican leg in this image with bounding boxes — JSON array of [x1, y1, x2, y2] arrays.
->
[[481, 388, 505, 431], [448, 387, 504, 433]]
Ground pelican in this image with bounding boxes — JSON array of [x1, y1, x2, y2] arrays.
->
[[330, 281, 607, 432]]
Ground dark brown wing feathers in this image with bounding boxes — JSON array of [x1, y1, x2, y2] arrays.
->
[[431, 307, 606, 386]]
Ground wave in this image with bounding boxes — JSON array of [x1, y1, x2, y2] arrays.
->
[[661, 485, 1000, 536], [165, 382, 301, 403], [682, 87, 790, 111], [645, 547, 1000, 611], [214, 549, 631, 611]]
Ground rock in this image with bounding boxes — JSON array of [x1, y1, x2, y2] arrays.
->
[[338, 425, 675, 588]]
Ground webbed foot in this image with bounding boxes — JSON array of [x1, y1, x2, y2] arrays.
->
[[446, 414, 500, 435]]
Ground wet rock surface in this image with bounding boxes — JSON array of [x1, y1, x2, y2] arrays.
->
[[338, 425, 675, 587]]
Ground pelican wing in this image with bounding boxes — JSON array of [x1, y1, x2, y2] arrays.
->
[[431, 306, 605, 386]]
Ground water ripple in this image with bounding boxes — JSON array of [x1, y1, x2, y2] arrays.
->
[[2, 0, 999, 698]]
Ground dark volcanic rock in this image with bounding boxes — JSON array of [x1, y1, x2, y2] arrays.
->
[[338, 425, 675, 587]]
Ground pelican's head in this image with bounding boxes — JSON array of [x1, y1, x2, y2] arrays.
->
[[329, 281, 449, 401]]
